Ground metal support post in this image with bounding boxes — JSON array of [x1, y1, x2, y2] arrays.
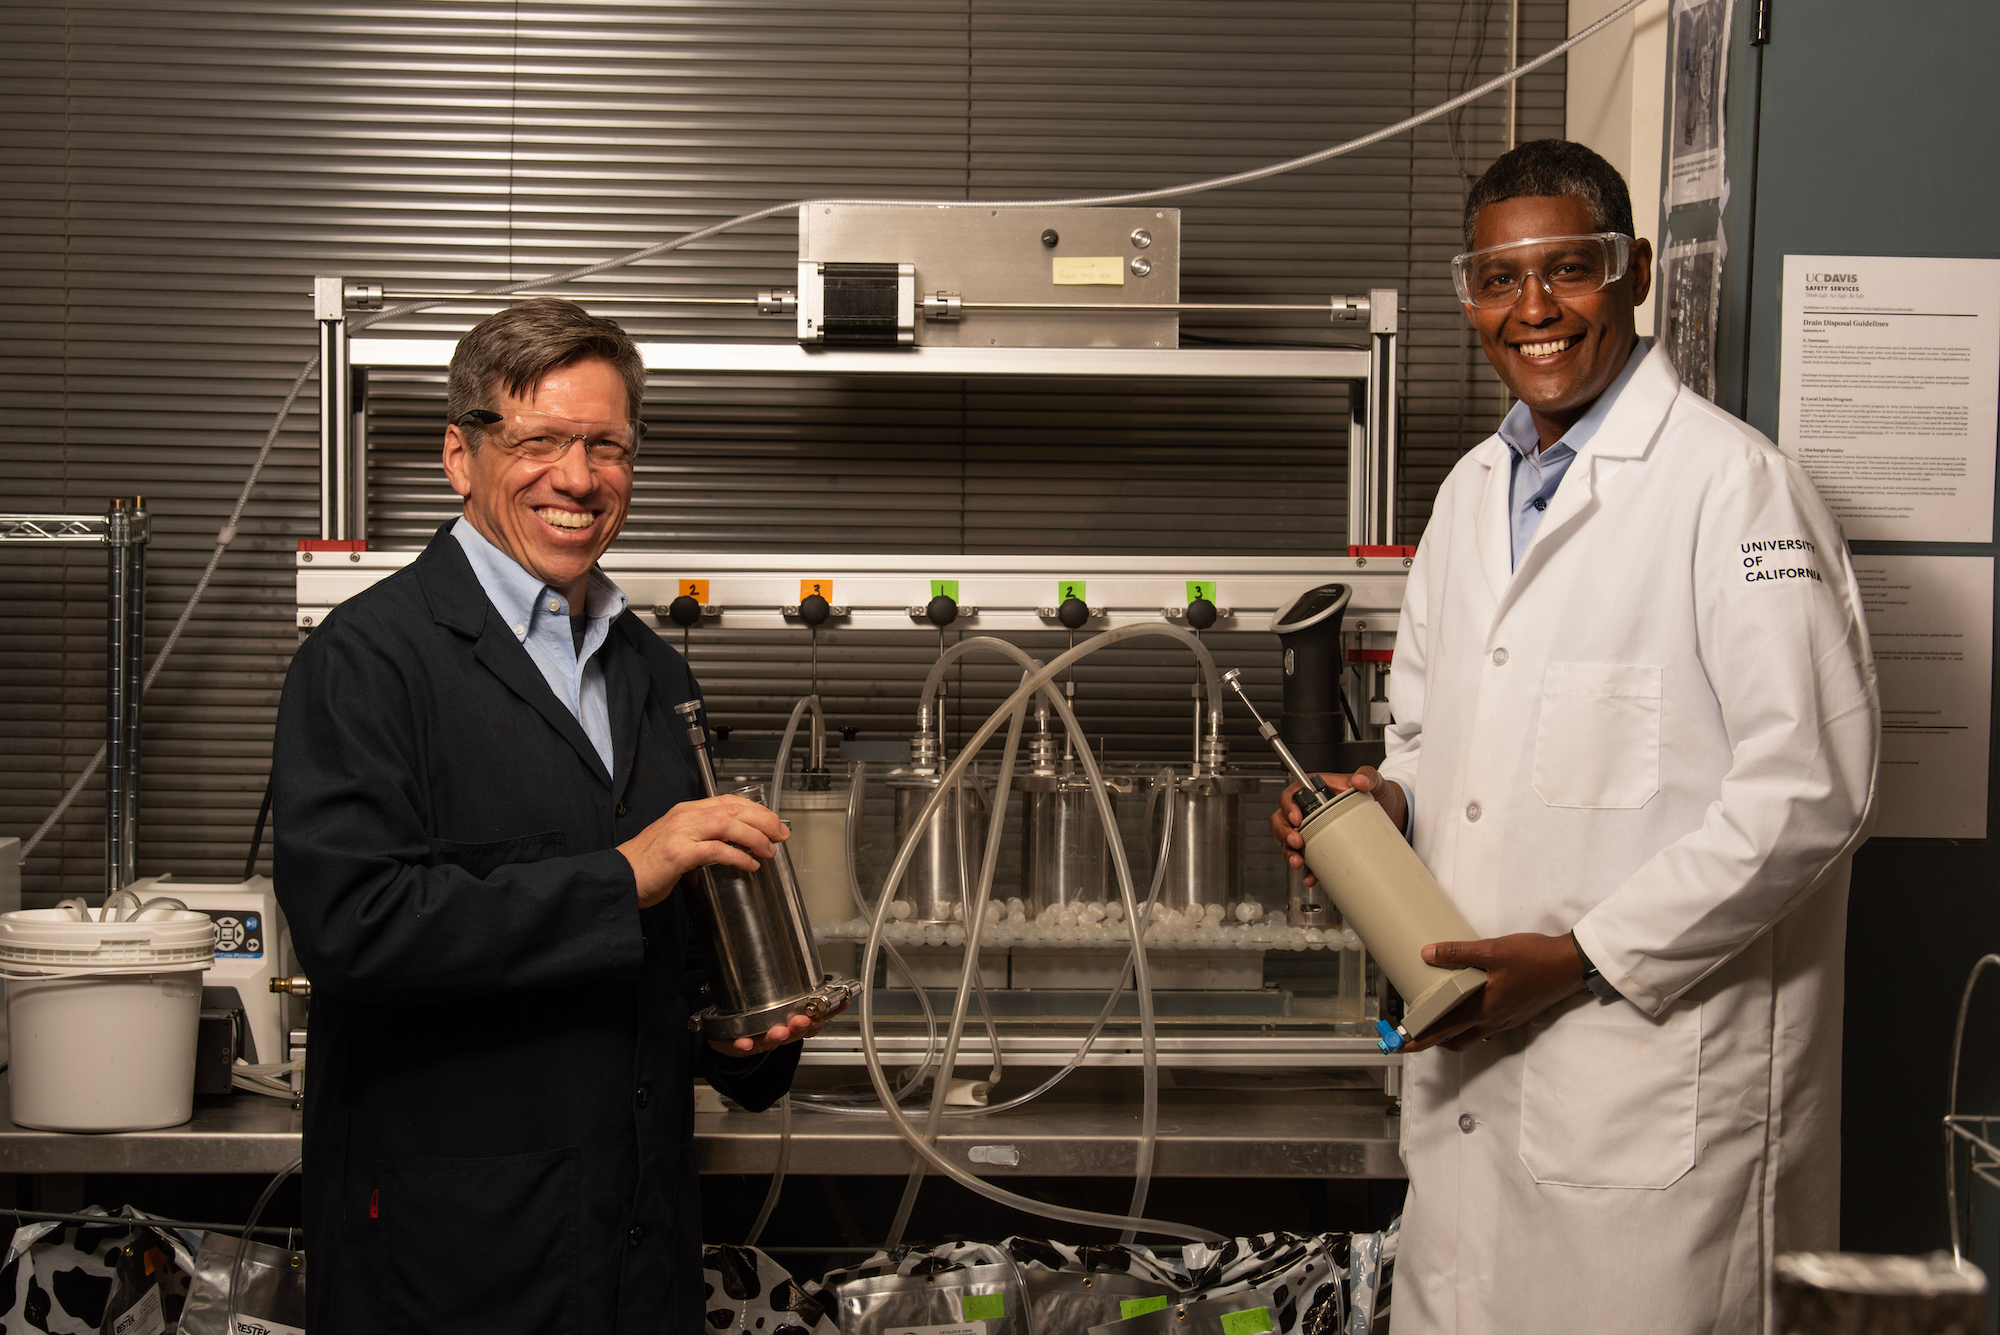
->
[[103, 498, 148, 893], [315, 276, 354, 541], [1368, 289, 1400, 547]]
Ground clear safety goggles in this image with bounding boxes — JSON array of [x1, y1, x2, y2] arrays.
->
[[456, 409, 646, 467], [1450, 232, 1633, 309]]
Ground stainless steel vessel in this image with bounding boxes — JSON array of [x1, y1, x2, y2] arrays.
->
[[888, 769, 988, 924], [1016, 771, 1135, 911], [1147, 770, 1259, 911], [674, 702, 858, 1041]]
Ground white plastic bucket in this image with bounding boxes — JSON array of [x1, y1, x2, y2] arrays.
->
[[0, 909, 216, 1132]]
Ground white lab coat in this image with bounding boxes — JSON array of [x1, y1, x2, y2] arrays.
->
[[1377, 344, 1878, 1335]]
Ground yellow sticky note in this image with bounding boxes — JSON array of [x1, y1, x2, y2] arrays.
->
[[1052, 256, 1125, 286]]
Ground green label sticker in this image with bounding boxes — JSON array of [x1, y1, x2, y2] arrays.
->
[[1120, 1296, 1173, 1319], [1059, 580, 1087, 602], [1185, 580, 1216, 603], [930, 579, 960, 599], [1220, 1308, 1273, 1335], [961, 1292, 1005, 1322]]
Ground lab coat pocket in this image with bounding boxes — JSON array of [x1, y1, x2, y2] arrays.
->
[[1531, 662, 1662, 808], [377, 1146, 581, 1334], [426, 830, 567, 879], [1518, 1003, 1699, 1189]]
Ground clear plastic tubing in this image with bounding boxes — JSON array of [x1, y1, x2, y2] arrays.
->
[[917, 626, 1227, 742], [769, 694, 825, 817], [883, 674, 1031, 1250], [794, 768, 1174, 1121], [861, 629, 1230, 1244]]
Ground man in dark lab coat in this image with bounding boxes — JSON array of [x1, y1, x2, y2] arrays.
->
[[274, 298, 828, 1333]]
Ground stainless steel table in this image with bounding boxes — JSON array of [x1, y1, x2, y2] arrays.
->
[[0, 1078, 1402, 1180]]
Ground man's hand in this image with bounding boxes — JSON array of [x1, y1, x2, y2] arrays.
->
[[1267, 765, 1408, 887], [709, 1001, 848, 1057], [619, 794, 788, 909], [1401, 932, 1588, 1052]]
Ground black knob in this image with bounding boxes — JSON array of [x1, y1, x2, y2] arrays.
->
[[925, 594, 959, 627], [841, 726, 859, 741], [799, 593, 831, 627], [713, 724, 732, 743], [667, 594, 702, 627], [1057, 597, 1090, 630], [1040, 228, 1060, 248], [1185, 597, 1217, 631]]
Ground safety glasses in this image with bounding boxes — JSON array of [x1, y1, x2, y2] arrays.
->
[[455, 410, 646, 467], [1450, 232, 1633, 309]]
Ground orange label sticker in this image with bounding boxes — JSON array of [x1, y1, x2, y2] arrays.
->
[[680, 579, 709, 602], [800, 578, 833, 601]]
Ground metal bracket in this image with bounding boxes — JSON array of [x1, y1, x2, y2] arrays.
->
[[1036, 604, 1105, 621], [0, 515, 110, 542], [906, 604, 979, 619], [653, 602, 722, 620], [781, 604, 851, 619], [1162, 605, 1233, 622]]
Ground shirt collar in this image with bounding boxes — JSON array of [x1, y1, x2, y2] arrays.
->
[[450, 516, 629, 627], [1496, 336, 1653, 462]]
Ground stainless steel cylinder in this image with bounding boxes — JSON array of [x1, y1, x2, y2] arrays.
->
[[1287, 865, 1337, 929], [1015, 773, 1124, 911], [889, 771, 988, 924], [684, 783, 854, 1041], [1146, 772, 1257, 911]]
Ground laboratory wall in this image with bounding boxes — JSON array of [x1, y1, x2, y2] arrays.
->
[[1696, 0, 2000, 1256], [0, 1, 1563, 902]]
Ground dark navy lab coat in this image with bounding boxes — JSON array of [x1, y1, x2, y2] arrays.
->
[[273, 524, 797, 1334]]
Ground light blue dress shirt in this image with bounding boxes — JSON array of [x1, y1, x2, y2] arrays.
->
[[1391, 339, 1652, 837], [1496, 338, 1651, 569], [452, 517, 629, 776]]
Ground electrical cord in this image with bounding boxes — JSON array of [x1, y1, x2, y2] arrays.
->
[[11, 0, 1644, 868]]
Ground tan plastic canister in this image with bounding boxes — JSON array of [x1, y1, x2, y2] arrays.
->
[[1297, 789, 1487, 1037]]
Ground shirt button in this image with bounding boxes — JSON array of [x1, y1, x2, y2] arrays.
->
[[1459, 1113, 1476, 1134], [1465, 802, 1482, 822], [1534, 497, 1548, 511], [616, 802, 628, 818], [636, 1086, 649, 1107], [547, 598, 561, 613], [512, 624, 526, 637], [628, 1225, 645, 1247], [1491, 648, 1509, 666]]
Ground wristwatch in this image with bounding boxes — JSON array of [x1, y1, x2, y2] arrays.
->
[[1570, 932, 1620, 1003]]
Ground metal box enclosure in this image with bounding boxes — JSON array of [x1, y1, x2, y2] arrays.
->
[[799, 205, 1181, 349]]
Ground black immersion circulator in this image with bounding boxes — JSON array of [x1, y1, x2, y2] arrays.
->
[[1269, 583, 1353, 773]]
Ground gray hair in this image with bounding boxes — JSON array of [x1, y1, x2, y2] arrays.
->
[[446, 297, 647, 446], [1462, 139, 1635, 248]]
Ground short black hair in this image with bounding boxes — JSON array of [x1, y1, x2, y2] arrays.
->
[[1462, 139, 1636, 248]]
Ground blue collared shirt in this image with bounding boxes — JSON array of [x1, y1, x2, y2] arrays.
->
[[1496, 338, 1651, 569], [453, 517, 629, 775]]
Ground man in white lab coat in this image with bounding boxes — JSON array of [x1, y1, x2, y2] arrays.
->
[[1272, 141, 1878, 1331]]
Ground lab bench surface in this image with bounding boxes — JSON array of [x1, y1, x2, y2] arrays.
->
[[0, 1080, 1404, 1180]]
